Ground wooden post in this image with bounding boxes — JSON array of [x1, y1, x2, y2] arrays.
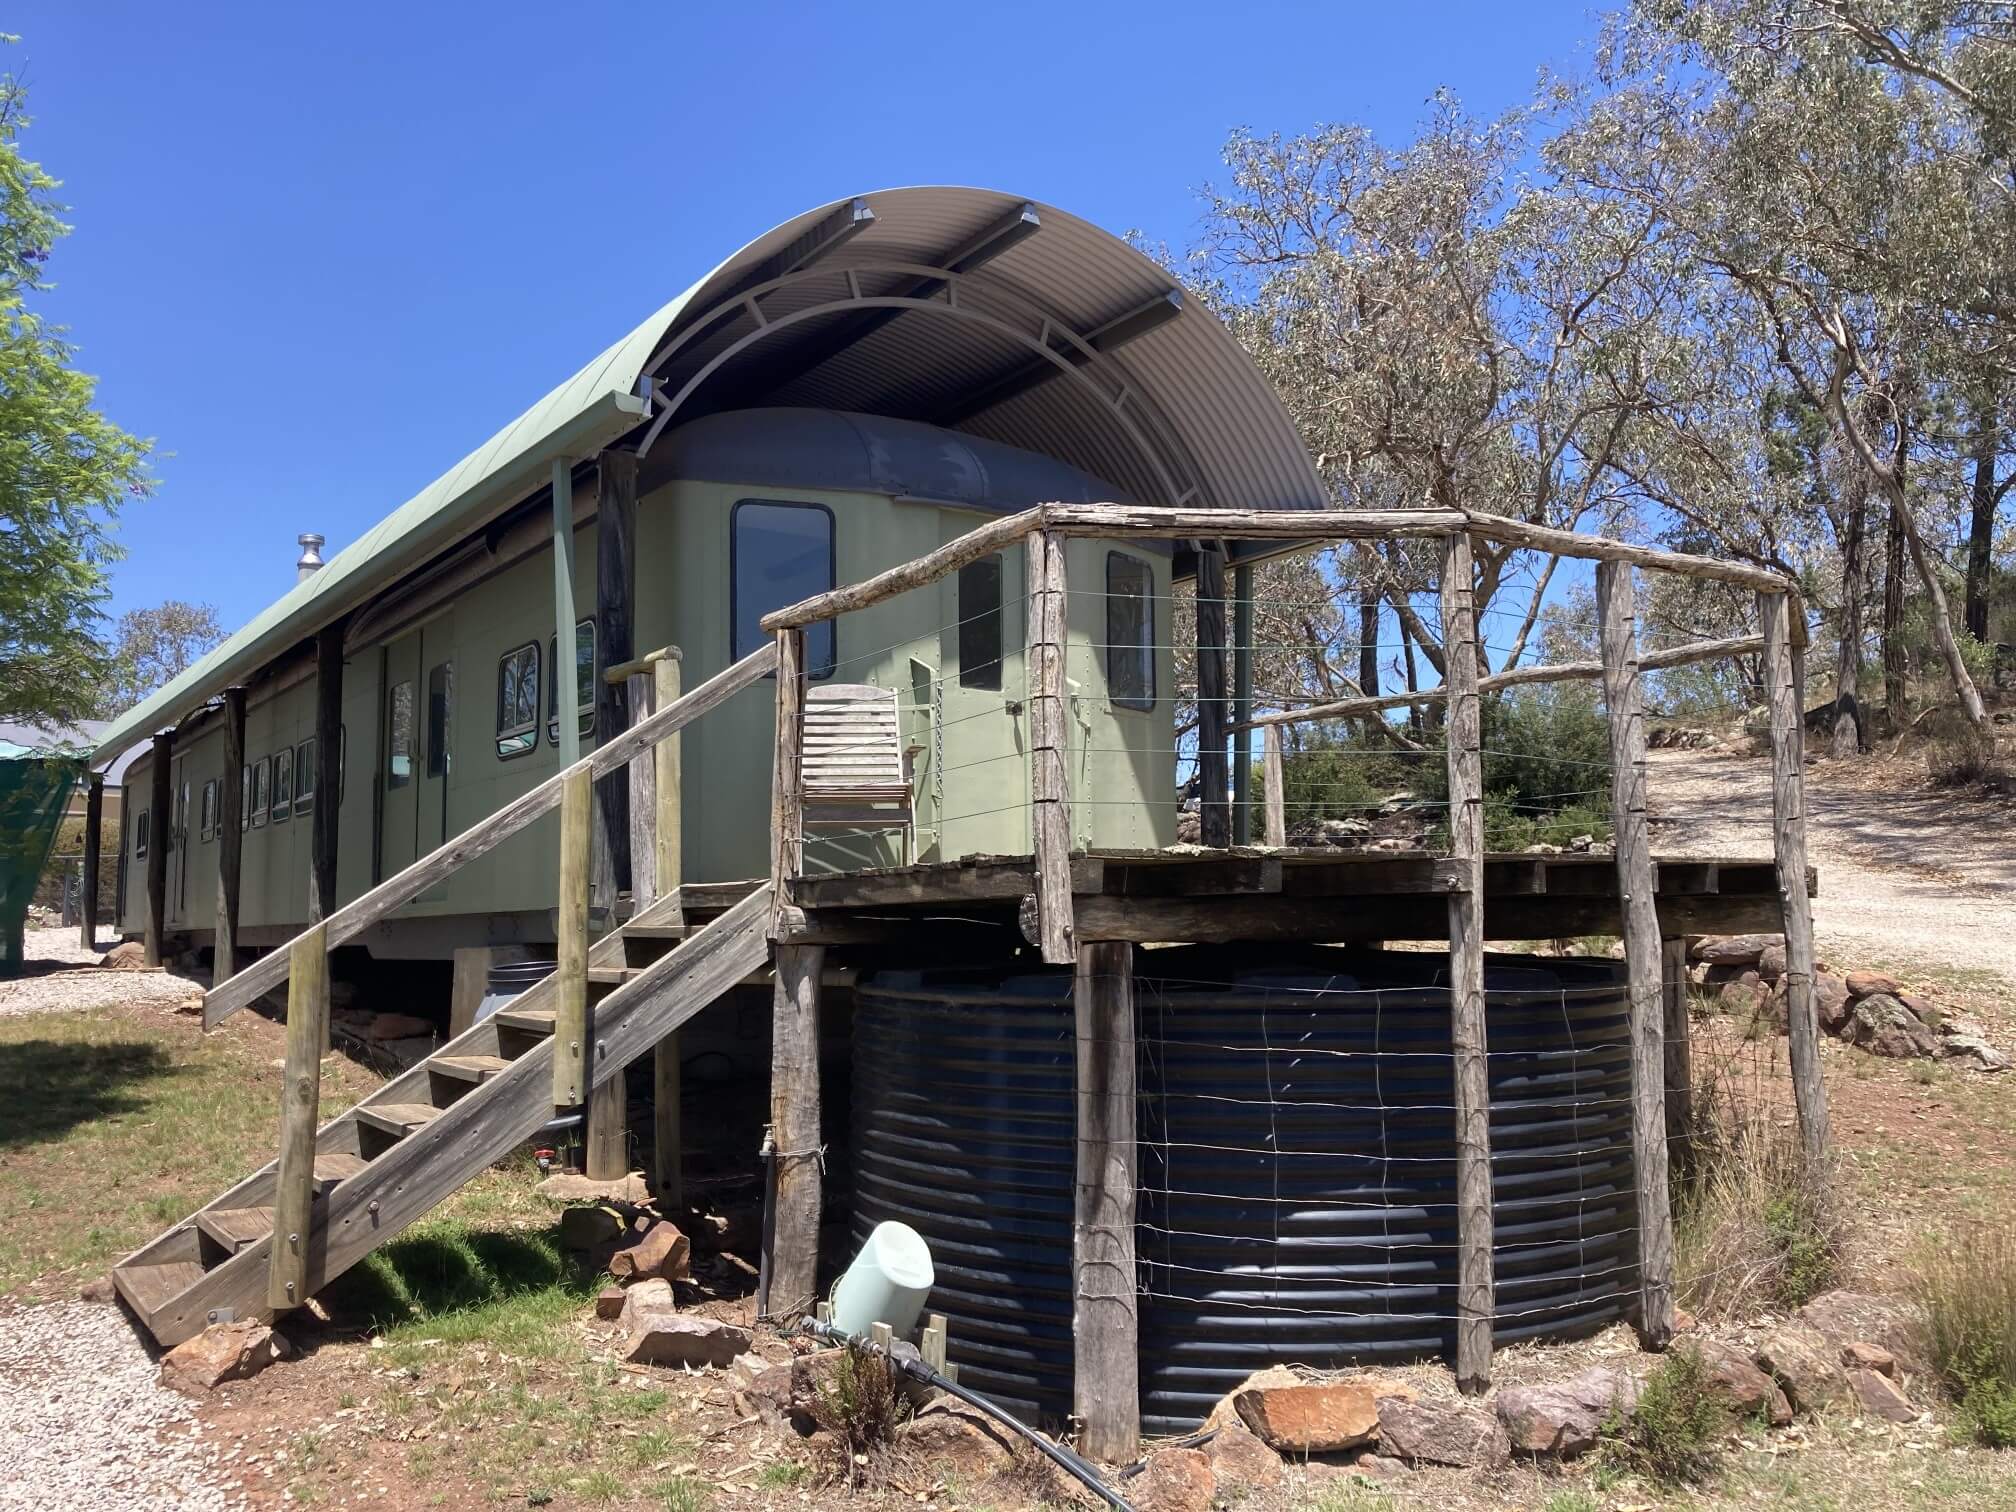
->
[[269, 923, 328, 1311], [1662, 936, 1694, 1186], [625, 669, 657, 906], [1440, 532, 1495, 1394], [214, 687, 245, 985], [1025, 530, 1075, 964], [1231, 561, 1254, 845], [80, 773, 103, 951], [1597, 559, 1674, 1350], [144, 732, 173, 967], [648, 652, 685, 1208], [1073, 938, 1139, 1462], [765, 942, 825, 1319], [553, 766, 591, 1109], [770, 628, 806, 937], [585, 1067, 628, 1181], [595, 449, 638, 898], [654, 653, 682, 906], [1195, 545, 1230, 847], [1261, 725, 1287, 848], [310, 624, 343, 922], [1761, 590, 1831, 1171], [551, 458, 582, 770], [654, 1031, 684, 1210]]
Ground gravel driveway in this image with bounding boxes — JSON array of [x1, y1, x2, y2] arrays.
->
[[0, 928, 206, 1019]]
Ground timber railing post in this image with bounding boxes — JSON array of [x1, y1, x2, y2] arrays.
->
[[80, 773, 103, 951], [1440, 530, 1495, 1393], [1232, 561, 1254, 845], [1196, 544, 1230, 847], [1597, 559, 1675, 1350], [269, 922, 329, 1311], [652, 650, 685, 1208], [653, 651, 683, 912], [215, 687, 246, 984], [1073, 938, 1139, 1462], [770, 628, 806, 937], [1761, 589, 1830, 1171], [1261, 725, 1287, 848], [1025, 529, 1075, 964], [554, 767, 592, 1113]]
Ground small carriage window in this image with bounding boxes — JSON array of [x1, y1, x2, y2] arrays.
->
[[270, 747, 293, 822], [135, 809, 149, 859], [1106, 552, 1155, 711], [495, 643, 538, 759], [295, 739, 316, 814], [250, 758, 269, 828], [957, 554, 1004, 691], [389, 679, 416, 783], [240, 764, 251, 831], [731, 500, 835, 676], [199, 780, 217, 841], [547, 621, 594, 743]]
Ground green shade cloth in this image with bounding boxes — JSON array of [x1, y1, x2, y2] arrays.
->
[[0, 753, 81, 977]]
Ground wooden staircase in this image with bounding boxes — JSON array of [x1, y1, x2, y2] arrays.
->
[[112, 884, 772, 1346]]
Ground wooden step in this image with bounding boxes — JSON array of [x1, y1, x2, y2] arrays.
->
[[112, 1259, 207, 1317], [314, 1151, 368, 1190], [431, 1054, 512, 1084], [587, 965, 641, 986], [623, 923, 688, 941], [355, 1102, 445, 1138], [196, 1206, 274, 1254], [492, 1005, 556, 1034]]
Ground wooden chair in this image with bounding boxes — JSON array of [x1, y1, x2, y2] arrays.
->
[[800, 683, 916, 863]]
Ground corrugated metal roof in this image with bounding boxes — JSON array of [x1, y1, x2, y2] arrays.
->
[[92, 186, 1322, 767]]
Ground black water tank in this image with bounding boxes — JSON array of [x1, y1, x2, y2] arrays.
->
[[851, 948, 1636, 1432]]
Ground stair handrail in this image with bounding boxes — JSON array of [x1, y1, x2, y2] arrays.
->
[[203, 640, 778, 1029]]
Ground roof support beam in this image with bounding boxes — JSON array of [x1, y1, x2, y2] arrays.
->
[[935, 289, 1182, 426], [724, 198, 876, 305]]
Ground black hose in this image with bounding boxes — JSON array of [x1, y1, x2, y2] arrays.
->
[[801, 1318, 1133, 1512]]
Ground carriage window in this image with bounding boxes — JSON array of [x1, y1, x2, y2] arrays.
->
[[135, 809, 149, 859], [1106, 552, 1155, 711], [732, 501, 835, 676], [427, 664, 454, 775], [547, 621, 594, 743], [270, 746, 293, 822], [958, 554, 1004, 691], [388, 678, 416, 783], [495, 643, 538, 759], [199, 780, 217, 842], [250, 758, 269, 828], [240, 764, 251, 831], [295, 738, 316, 814]]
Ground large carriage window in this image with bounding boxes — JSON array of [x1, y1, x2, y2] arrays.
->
[[957, 554, 1004, 691], [134, 809, 149, 859], [1106, 552, 1155, 711], [250, 758, 269, 828], [494, 643, 538, 759], [270, 746, 293, 822], [199, 780, 218, 842], [732, 501, 835, 676], [547, 621, 594, 743], [295, 738, 316, 814]]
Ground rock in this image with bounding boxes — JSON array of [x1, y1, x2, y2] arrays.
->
[[1201, 1424, 1283, 1493], [1375, 1395, 1510, 1468], [1794, 1291, 1930, 1378], [1233, 1381, 1383, 1453], [1940, 1034, 2011, 1072], [558, 1204, 625, 1251], [1848, 1367, 1918, 1424], [1695, 1340, 1792, 1426], [159, 1321, 288, 1396], [98, 940, 149, 970], [1846, 970, 1901, 998], [1495, 1367, 1637, 1459], [1205, 1366, 1300, 1432], [1758, 941, 1788, 981], [609, 1221, 691, 1282], [1938, 1013, 1989, 1040], [1131, 1448, 1215, 1512], [1846, 994, 1937, 1058], [1351, 1451, 1411, 1481], [594, 1285, 627, 1321], [1316, 818, 1374, 845], [1692, 933, 1778, 967], [363, 1012, 434, 1041], [901, 1405, 1017, 1477], [617, 1277, 677, 1333], [1841, 1341, 1897, 1376], [626, 1312, 752, 1369], [1754, 1323, 1851, 1415], [1816, 972, 1851, 1033], [1899, 992, 1939, 1023], [533, 1170, 652, 1204], [1714, 970, 1768, 1015], [78, 1274, 116, 1304]]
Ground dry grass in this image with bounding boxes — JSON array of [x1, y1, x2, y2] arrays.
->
[[1912, 1218, 2016, 1447]]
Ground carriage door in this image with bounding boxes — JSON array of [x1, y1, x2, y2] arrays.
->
[[936, 511, 1026, 861], [379, 618, 454, 885], [168, 751, 191, 924]]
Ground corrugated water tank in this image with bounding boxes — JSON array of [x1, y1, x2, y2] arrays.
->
[[850, 947, 1637, 1432]]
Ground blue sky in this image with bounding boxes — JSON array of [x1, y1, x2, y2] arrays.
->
[[17, 1, 1606, 630]]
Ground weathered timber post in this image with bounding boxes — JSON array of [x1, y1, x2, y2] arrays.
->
[[310, 624, 343, 922], [653, 652, 682, 908], [624, 665, 657, 906], [765, 942, 825, 1319], [636, 650, 686, 1208], [1025, 530, 1075, 964], [145, 732, 173, 967], [1074, 938, 1139, 1461], [595, 450, 638, 900], [584, 1067, 628, 1180], [1232, 562, 1254, 845], [269, 922, 329, 1311], [1196, 545, 1230, 847], [1596, 559, 1675, 1350], [1440, 531, 1495, 1393], [1761, 589, 1830, 1171], [551, 459, 583, 770], [554, 767, 592, 1111], [214, 687, 246, 984], [770, 628, 806, 937], [1662, 936, 1694, 1186], [80, 773, 103, 951], [1261, 725, 1287, 848]]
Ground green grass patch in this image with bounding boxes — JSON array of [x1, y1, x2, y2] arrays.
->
[[1601, 1344, 1725, 1486]]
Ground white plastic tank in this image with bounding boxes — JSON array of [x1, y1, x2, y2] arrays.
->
[[829, 1220, 935, 1341]]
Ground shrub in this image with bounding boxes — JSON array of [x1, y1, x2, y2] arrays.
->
[[1923, 717, 2004, 789], [1601, 1345, 1724, 1486], [1912, 1220, 2016, 1447], [808, 1339, 909, 1482]]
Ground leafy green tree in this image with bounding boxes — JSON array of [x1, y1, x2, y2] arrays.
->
[[97, 600, 224, 717], [0, 50, 152, 729]]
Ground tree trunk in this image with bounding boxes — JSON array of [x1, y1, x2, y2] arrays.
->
[[1883, 493, 1908, 724], [1358, 588, 1379, 700], [1400, 616, 1424, 737], [1966, 402, 1998, 643], [1833, 467, 1866, 758]]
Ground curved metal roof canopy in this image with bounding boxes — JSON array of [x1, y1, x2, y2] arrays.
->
[[93, 186, 1323, 765]]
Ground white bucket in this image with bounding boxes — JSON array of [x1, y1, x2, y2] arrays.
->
[[829, 1220, 935, 1341]]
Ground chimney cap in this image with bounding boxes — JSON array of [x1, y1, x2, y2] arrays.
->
[[296, 532, 326, 583]]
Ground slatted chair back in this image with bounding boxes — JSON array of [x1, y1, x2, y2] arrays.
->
[[800, 683, 915, 862]]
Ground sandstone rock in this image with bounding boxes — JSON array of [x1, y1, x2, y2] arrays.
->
[[902, 1405, 1017, 1477], [558, 1204, 625, 1250], [533, 1170, 652, 1204], [594, 1284, 627, 1321], [159, 1321, 288, 1396], [1795, 1291, 1930, 1378], [626, 1312, 751, 1369], [1233, 1380, 1382, 1453], [1758, 941, 1788, 981], [1714, 970, 1767, 1015], [364, 1012, 434, 1041], [1695, 1340, 1792, 1426], [1375, 1395, 1510, 1468], [1201, 1424, 1283, 1493], [1845, 970, 1901, 998], [1940, 1034, 2011, 1072], [79, 1274, 116, 1304], [1754, 1323, 1851, 1415], [1692, 933, 1778, 967], [98, 941, 149, 970], [617, 1277, 677, 1333], [1816, 971, 1851, 1033], [1495, 1367, 1637, 1458], [1848, 1367, 1918, 1424], [1132, 1448, 1215, 1512], [1939, 1013, 1989, 1040], [1205, 1366, 1300, 1431], [1841, 1341, 1897, 1376], [609, 1220, 691, 1282], [1846, 994, 1937, 1058], [1351, 1452, 1411, 1481]]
